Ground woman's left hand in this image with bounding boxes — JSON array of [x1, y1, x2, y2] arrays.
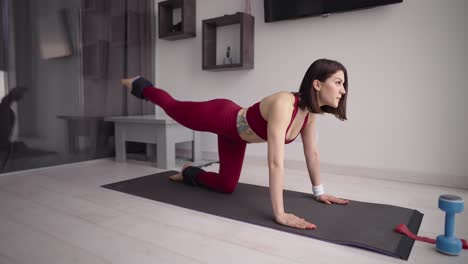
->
[[316, 194, 350, 205]]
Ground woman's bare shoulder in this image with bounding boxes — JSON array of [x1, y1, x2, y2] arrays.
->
[[260, 91, 296, 120], [261, 91, 295, 104]]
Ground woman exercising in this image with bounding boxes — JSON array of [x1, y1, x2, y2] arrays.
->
[[121, 58, 350, 230]]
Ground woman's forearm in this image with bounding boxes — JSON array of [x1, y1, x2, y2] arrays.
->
[[305, 155, 321, 186], [269, 164, 285, 217]]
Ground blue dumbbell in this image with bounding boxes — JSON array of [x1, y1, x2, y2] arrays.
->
[[436, 194, 464, 255]]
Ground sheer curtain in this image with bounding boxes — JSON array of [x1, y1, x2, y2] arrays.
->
[[82, 0, 155, 117]]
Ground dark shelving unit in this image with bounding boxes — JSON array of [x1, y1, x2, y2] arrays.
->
[[158, 0, 196, 40], [202, 12, 254, 71]]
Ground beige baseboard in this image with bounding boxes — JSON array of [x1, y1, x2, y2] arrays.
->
[[176, 149, 468, 190]]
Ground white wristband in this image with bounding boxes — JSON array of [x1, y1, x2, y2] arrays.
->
[[312, 184, 325, 197]]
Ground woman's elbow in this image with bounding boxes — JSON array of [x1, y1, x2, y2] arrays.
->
[[268, 160, 284, 170], [306, 152, 320, 161]]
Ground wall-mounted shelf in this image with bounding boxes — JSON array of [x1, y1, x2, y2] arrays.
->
[[158, 0, 196, 40], [202, 12, 254, 71]]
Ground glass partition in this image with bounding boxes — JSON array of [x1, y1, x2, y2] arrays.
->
[[0, 0, 154, 174]]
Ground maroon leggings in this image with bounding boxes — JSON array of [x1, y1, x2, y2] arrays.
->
[[142, 87, 247, 193]]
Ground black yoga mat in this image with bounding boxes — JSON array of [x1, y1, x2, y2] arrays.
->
[[102, 171, 423, 260]]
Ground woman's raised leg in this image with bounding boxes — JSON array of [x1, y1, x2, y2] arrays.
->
[[123, 76, 242, 140]]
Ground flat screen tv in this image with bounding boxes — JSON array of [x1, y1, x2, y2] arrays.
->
[[264, 0, 403, 23]]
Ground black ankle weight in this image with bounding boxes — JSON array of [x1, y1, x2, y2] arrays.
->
[[131, 77, 153, 99], [182, 166, 205, 186]]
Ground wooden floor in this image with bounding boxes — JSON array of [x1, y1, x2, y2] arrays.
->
[[0, 158, 467, 264]]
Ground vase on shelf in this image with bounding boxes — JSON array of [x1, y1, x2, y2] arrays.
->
[[223, 46, 233, 65], [171, 21, 182, 32]]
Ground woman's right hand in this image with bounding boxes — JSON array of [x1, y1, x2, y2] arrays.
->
[[275, 212, 317, 230]]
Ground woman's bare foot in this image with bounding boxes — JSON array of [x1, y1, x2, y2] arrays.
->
[[120, 76, 141, 89], [169, 163, 193, 182]]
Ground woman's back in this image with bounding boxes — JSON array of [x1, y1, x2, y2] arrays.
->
[[237, 91, 310, 144]]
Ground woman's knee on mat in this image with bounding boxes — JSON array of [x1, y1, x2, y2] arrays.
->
[[216, 178, 239, 193]]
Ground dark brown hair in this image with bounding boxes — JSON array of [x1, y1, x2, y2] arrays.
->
[[293, 59, 348, 121]]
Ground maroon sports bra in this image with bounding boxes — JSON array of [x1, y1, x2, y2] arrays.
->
[[245, 93, 309, 144]]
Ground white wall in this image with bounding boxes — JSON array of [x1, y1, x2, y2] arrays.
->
[[154, 0, 468, 187]]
